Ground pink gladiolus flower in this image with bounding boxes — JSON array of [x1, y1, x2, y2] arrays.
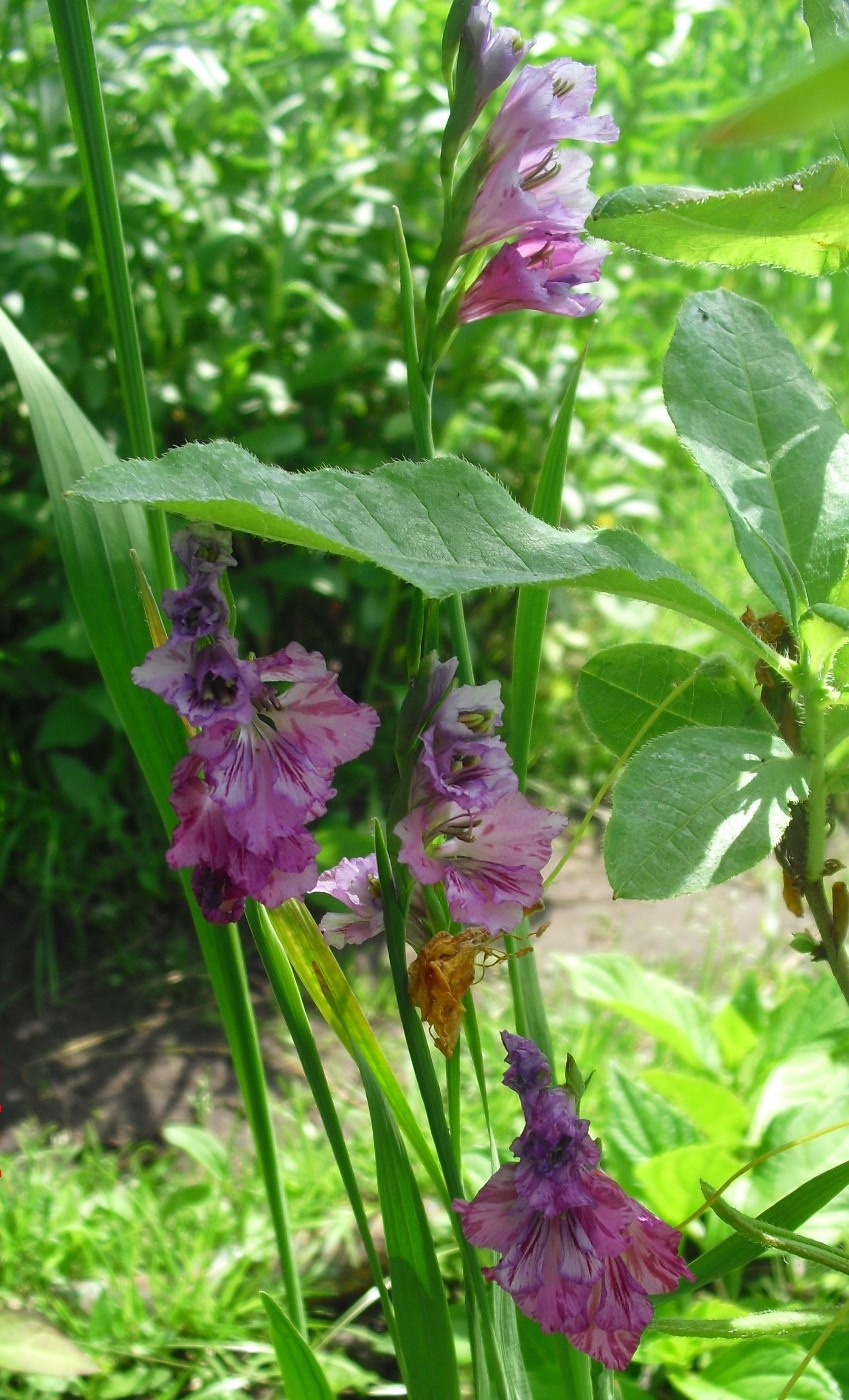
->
[[395, 789, 564, 933], [459, 235, 605, 321], [454, 1033, 694, 1370], [461, 58, 617, 254]]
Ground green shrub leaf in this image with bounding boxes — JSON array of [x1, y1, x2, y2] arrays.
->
[[591, 160, 849, 276], [577, 644, 771, 756], [566, 955, 722, 1072], [665, 291, 849, 616], [71, 442, 769, 654], [604, 728, 809, 899], [668, 1339, 840, 1400]]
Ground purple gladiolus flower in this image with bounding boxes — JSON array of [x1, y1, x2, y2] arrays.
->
[[133, 527, 379, 925], [454, 1033, 694, 1370], [395, 789, 564, 933], [314, 854, 384, 947], [461, 57, 617, 255], [420, 675, 517, 809], [486, 57, 618, 161], [459, 235, 605, 322], [463, 2, 531, 115]]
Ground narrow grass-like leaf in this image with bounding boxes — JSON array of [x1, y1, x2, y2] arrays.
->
[[702, 49, 849, 146], [360, 1063, 461, 1400], [578, 645, 772, 757], [804, 0, 849, 158], [0, 307, 181, 815], [248, 902, 397, 1347], [261, 1293, 335, 1400], [0, 307, 307, 1338], [46, 0, 170, 587], [265, 899, 448, 1206], [665, 291, 849, 614], [604, 728, 809, 899], [373, 825, 515, 1400], [591, 161, 849, 276], [675, 1159, 849, 1290], [191, 904, 307, 1335], [72, 442, 773, 657]]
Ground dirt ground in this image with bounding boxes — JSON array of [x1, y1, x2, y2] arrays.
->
[[1, 847, 804, 1154]]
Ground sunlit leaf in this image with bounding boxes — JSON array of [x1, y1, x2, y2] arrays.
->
[[604, 728, 809, 899], [665, 291, 849, 615], [591, 161, 849, 276]]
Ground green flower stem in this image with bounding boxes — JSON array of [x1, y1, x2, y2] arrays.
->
[[248, 902, 398, 1351], [46, 0, 172, 593], [505, 353, 586, 1068], [801, 679, 849, 1008], [650, 1311, 847, 1339], [555, 1334, 594, 1400], [704, 1181, 849, 1274], [374, 826, 513, 1400], [804, 684, 828, 883], [188, 893, 307, 1337], [393, 208, 473, 678]]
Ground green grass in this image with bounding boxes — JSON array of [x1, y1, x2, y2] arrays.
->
[[4, 951, 849, 1397]]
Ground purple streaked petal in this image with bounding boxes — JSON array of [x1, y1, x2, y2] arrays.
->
[[460, 233, 605, 322], [314, 854, 384, 947], [456, 1035, 692, 1369]]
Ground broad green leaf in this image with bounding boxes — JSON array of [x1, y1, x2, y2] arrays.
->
[[70, 442, 769, 655], [605, 727, 809, 899], [566, 955, 722, 1072], [0, 1312, 98, 1378], [591, 160, 849, 276], [162, 1123, 230, 1180], [668, 1339, 840, 1400], [634, 1143, 744, 1226], [360, 1065, 461, 1400], [664, 291, 849, 615], [0, 307, 182, 811], [261, 1294, 334, 1400], [702, 47, 849, 146], [601, 1063, 698, 1178], [680, 1158, 849, 1288], [642, 1070, 750, 1141], [577, 645, 771, 757]]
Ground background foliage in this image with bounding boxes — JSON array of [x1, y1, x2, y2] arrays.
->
[[2, 0, 846, 992]]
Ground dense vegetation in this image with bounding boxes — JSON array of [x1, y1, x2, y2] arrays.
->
[[4, 0, 849, 1395]]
